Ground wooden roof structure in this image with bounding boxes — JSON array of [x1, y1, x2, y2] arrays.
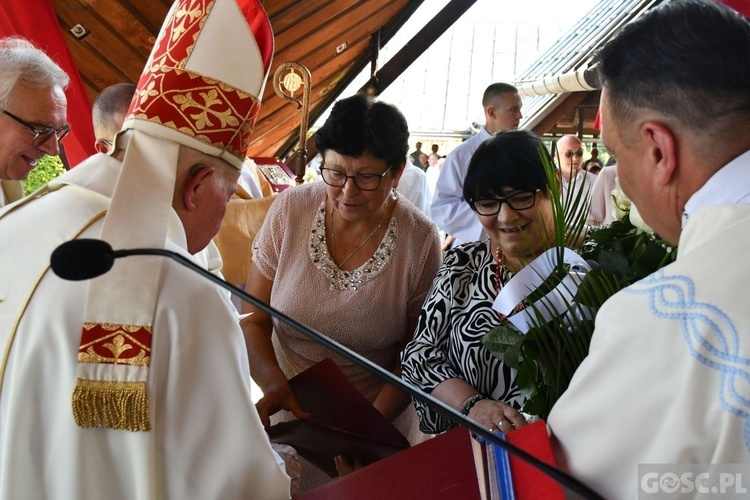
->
[[51, 0, 480, 166], [29, 0, 750, 167]]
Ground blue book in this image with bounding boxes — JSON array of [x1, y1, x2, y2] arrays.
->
[[477, 433, 515, 500]]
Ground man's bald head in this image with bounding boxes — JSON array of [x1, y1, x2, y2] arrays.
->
[[92, 83, 136, 153]]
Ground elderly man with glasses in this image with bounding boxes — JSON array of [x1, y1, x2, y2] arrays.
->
[[556, 134, 597, 225], [0, 37, 70, 208]]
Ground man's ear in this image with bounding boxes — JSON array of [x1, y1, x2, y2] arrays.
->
[[182, 165, 215, 212], [640, 121, 677, 187], [94, 139, 109, 154]]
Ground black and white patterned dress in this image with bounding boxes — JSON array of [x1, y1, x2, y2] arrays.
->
[[402, 239, 527, 434]]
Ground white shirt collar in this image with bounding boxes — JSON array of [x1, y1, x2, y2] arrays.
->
[[682, 149, 750, 227]]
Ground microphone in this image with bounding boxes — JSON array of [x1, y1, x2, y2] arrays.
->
[[50, 239, 603, 499]]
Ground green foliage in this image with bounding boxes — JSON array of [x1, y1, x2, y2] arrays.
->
[[22, 155, 65, 195], [577, 214, 676, 309]]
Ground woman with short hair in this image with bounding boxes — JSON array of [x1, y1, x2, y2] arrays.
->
[[402, 130, 556, 434], [242, 93, 442, 492]]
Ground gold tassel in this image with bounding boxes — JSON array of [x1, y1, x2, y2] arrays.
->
[[72, 378, 151, 431]]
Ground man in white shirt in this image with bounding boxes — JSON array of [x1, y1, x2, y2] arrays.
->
[[425, 152, 441, 199], [556, 134, 597, 225], [396, 157, 431, 215], [587, 164, 618, 226], [430, 82, 522, 245], [548, 1, 750, 498]]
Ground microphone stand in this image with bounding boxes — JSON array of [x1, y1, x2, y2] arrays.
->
[[110, 247, 603, 499]]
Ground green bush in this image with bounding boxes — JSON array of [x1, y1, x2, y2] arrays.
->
[[22, 155, 65, 195]]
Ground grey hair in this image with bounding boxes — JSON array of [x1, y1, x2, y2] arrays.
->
[[0, 37, 70, 108]]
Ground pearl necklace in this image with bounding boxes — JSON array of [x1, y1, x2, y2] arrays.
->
[[328, 204, 387, 268]]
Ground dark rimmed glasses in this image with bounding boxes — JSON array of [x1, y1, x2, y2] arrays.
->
[[469, 189, 540, 216], [1, 108, 70, 147], [320, 165, 393, 191], [564, 150, 584, 158]]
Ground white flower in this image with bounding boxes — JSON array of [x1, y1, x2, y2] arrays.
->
[[608, 176, 654, 234], [610, 176, 631, 221], [629, 203, 654, 234]]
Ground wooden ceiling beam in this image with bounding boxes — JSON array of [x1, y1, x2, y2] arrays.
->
[[53, 0, 434, 159], [531, 92, 588, 137], [260, 0, 404, 113], [53, 0, 149, 85], [361, 0, 477, 95], [274, 0, 360, 51], [268, 0, 418, 157], [116, 0, 171, 36], [267, 0, 332, 32]]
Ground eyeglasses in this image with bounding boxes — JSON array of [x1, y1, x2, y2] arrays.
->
[[320, 165, 393, 191], [1, 108, 70, 147], [564, 150, 584, 158], [469, 190, 540, 216]]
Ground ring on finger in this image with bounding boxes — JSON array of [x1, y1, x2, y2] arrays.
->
[[499, 419, 515, 430]]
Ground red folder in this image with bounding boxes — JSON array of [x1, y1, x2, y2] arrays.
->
[[297, 420, 564, 499], [266, 358, 409, 477], [506, 420, 563, 499], [297, 425, 482, 500]]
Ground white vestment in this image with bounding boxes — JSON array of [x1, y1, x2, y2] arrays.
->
[[0, 179, 23, 209], [396, 160, 432, 215], [0, 154, 290, 499], [549, 153, 750, 498], [430, 127, 492, 244]]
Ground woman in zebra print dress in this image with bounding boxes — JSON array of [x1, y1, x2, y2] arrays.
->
[[402, 130, 556, 434]]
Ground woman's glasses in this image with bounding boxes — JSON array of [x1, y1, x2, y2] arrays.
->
[[469, 190, 540, 216], [1, 108, 70, 147], [564, 150, 584, 158], [320, 166, 393, 191]]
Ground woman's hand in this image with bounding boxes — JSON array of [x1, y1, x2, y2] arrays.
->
[[468, 398, 527, 433], [254, 371, 310, 428], [243, 264, 311, 427]]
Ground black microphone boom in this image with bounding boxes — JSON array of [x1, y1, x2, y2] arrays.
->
[[50, 238, 602, 499]]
